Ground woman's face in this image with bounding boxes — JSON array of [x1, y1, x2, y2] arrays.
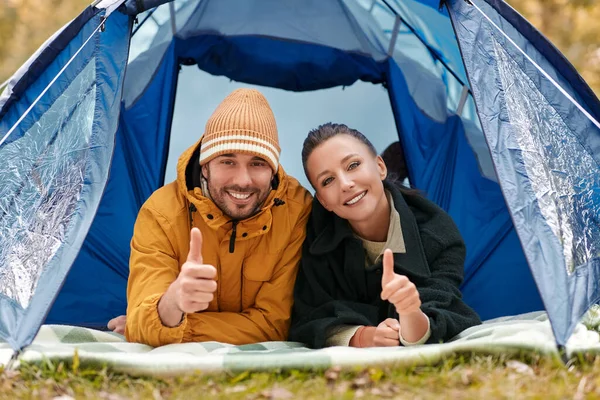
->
[[306, 134, 387, 223]]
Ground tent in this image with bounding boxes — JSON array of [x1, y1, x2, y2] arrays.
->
[[1, 0, 599, 354]]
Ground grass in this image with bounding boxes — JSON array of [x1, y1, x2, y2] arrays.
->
[[3, 354, 600, 399]]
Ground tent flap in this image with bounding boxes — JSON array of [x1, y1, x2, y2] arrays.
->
[[0, 10, 131, 350], [448, 0, 600, 345]]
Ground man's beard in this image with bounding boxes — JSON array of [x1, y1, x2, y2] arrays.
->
[[203, 169, 271, 220]]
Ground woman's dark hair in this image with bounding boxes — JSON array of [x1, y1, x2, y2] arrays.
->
[[301, 123, 377, 181], [380, 141, 409, 183]]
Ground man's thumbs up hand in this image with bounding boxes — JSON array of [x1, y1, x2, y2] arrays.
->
[[171, 228, 218, 314], [380, 249, 421, 316]]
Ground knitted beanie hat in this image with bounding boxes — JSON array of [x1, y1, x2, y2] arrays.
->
[[199, 88, 280, 172]]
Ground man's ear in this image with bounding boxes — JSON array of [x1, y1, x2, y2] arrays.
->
[[201, 164, 209, 180], [375, 155, 388, 180]]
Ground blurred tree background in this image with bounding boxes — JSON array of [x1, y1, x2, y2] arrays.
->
[[0, 0, 599, 94]]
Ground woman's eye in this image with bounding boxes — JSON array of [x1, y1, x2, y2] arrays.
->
[[348, 161, 360, 170], [322, 177, 333, 187]]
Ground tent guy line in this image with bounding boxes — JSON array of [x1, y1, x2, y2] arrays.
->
[[470, 1, 600, 130], [0, 18, 107, 148]]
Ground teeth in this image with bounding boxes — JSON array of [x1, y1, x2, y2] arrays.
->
[[345, 192, 365, 205], [229, 192, 251, 200]]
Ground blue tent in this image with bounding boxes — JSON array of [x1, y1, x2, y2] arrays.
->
[[1, 0, 599, 353]]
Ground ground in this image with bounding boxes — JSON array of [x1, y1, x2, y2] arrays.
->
[[3, 354, 600, 399]]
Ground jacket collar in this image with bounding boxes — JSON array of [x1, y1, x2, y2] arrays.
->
[[310, 180, 431, 279]]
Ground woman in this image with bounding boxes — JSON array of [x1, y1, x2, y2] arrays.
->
[[289, 123, 481, 349]]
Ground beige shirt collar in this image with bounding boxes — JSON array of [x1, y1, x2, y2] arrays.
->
[[358, 190, 406, 265]]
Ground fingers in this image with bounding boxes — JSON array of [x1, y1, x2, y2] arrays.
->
[[180, 276, 217, 295], [179, 299, 212, 314], [387, 285, 421, 315], [382, 318, 400, 331], [176, 253, 217, 314], [394, 297, 422, 316], [182, 263, 217, 279], [177, 285, 215, 314], [107, 315, 126, 335], [381, 249, 395, 286], [385, 283, 417, 305], [177, 266, 217, 313], [373, 322, 400, 346], [107, 318, 116, 331], [373, 337, 400, 347], [187, 227, 204, 263], [381, 275, 410, 300], [185, 292, 215, 305]]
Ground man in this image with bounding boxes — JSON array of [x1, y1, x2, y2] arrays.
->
[[380, 141, 409, 184], [112, 88, 312, 347]]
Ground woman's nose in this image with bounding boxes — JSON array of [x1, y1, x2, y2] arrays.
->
[[339, 174, 355, 191]]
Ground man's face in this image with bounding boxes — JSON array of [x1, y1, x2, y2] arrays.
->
[[202, 153, 274, 220]]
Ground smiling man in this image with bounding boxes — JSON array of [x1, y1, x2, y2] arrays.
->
[[120, 88, 312, 347]]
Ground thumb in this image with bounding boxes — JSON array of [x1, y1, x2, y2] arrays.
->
[[381, 249, 395, 285], [187, 227, 203, 263]]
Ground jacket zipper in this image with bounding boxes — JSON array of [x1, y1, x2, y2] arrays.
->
[[229, 220, 238, 253]]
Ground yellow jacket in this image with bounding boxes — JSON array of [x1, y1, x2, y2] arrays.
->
[[125, 142, 312, 347]]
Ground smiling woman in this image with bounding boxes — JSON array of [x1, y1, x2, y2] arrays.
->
[[303, 125, 390, 242], [289, 123, 482, 349]]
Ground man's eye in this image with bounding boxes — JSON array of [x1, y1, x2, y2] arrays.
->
[[222, 160, 234, 165], [348, 161, 360, 170], [252, 162, 267, 167], [321, 177, 333, 187]]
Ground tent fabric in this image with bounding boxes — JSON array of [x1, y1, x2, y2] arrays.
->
[[384, 59, 544, 321], [46, 42, 180, 327], [0, 8, 130, 350], [0, 0, 598, 351], [447, 0, 600, 345]]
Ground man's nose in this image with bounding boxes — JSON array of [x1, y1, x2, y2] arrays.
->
[[233, 166, 253, 187]]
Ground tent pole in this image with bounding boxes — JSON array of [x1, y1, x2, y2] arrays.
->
[[368, 0, 376, 13], [168, 1, 177, 35], [387, 15, 402, 56], [456, 85, 469, 116], [557, 344, 569, 364], [5, 350, 21, 371]]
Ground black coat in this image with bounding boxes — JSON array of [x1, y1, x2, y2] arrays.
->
[[289, 181, 481, 348]]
